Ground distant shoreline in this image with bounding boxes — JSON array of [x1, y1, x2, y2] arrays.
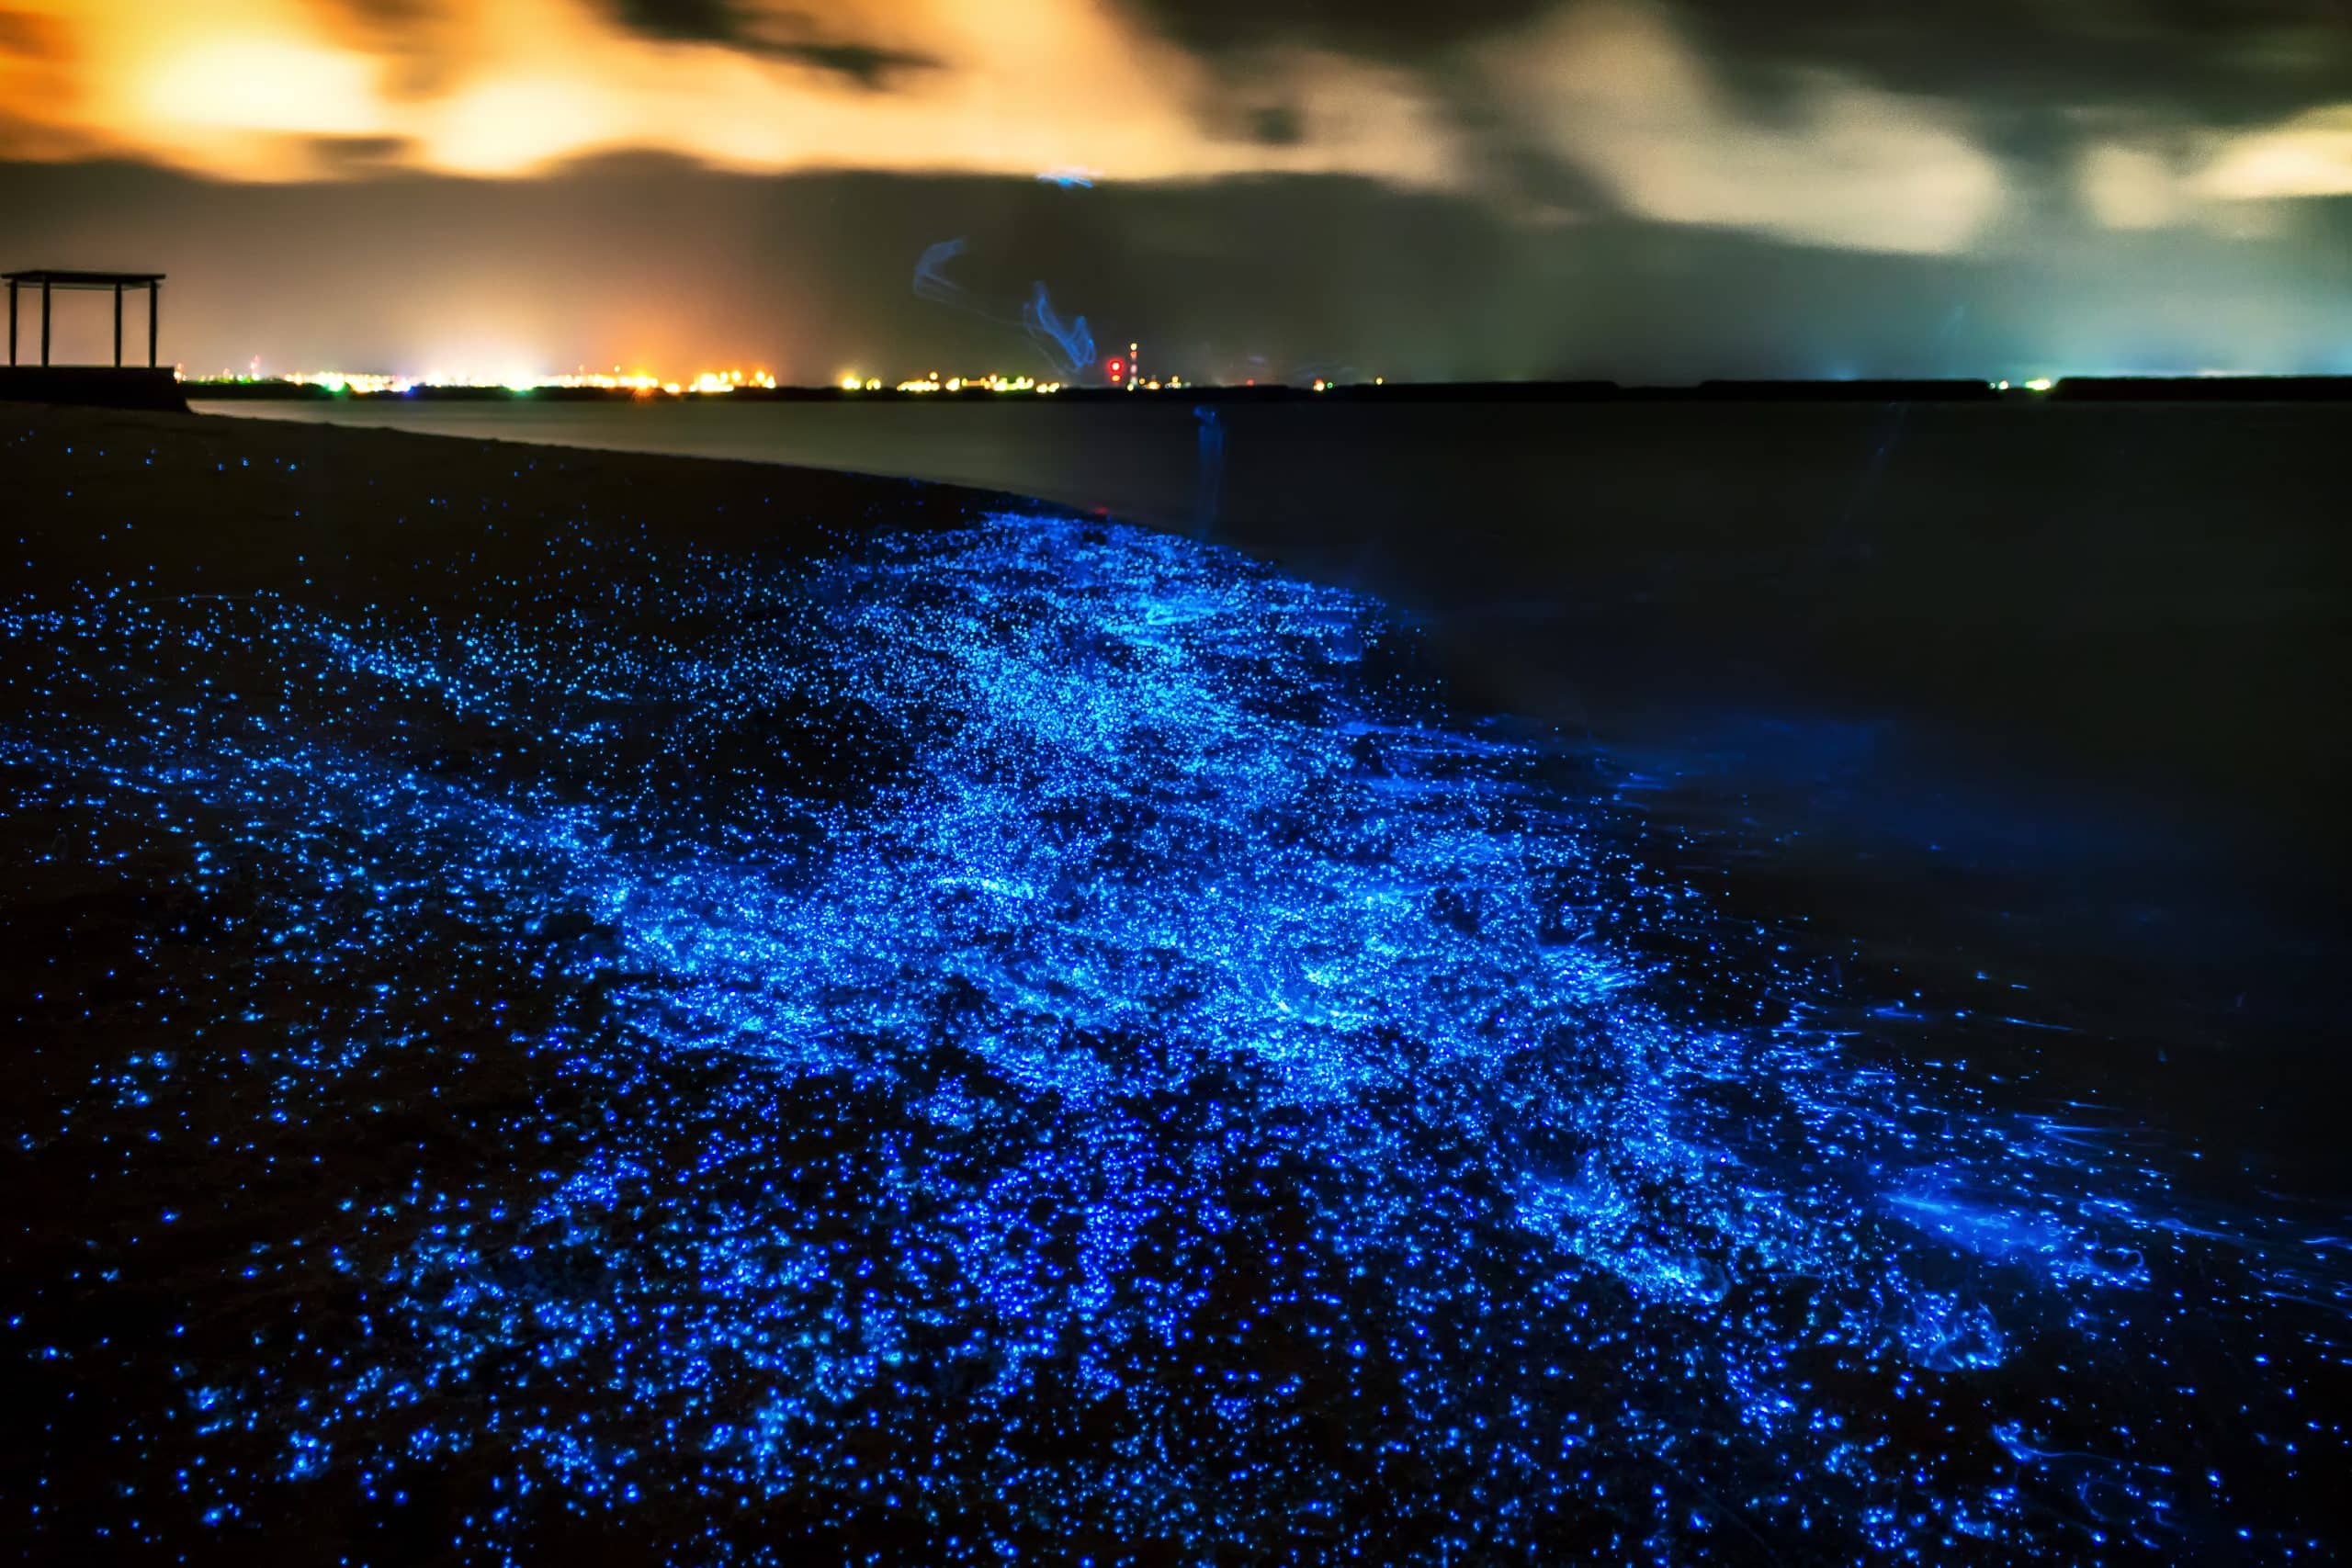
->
[[178, 374, 2352, 405], [13, 370, 2350, 419]]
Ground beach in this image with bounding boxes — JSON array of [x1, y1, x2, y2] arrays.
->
[[5, 401, 2345, 1562]]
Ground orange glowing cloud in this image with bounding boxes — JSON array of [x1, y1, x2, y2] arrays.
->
[[0, 0, 1464, 187]]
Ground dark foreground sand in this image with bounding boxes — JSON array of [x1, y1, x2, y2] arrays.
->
[[5, 401, 1015, 598], [3, 402, 2346, 1562]]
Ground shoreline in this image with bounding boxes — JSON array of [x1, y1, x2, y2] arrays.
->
[[171, 373, 2352, 403], [7, 398, 2346, 1559], [3, 401, 1072, 648]]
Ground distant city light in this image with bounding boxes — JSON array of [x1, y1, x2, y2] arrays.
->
[[686, 369, 777, 394], [175, 367, 2192, 400], [189, 344, 1227, 398], [182, 366, 780, 396], [284, 370, 408, 394], [887, 372, 1065, 394]]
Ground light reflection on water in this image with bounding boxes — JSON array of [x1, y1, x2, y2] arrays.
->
[[4, 511, 2344, 1562]]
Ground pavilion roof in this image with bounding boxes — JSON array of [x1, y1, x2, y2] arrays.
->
[[5, 270, 165, 287]]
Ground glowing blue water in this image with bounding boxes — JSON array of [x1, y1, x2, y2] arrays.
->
[[3, 513, 2343, 1562]]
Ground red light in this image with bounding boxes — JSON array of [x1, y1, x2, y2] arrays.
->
[[1107, 359, 1125, 378]]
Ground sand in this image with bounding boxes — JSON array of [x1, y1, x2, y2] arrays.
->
[[5, 401, 1024, 605]]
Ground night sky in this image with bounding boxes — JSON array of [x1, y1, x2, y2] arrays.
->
[[3, 0, 2349, 380]]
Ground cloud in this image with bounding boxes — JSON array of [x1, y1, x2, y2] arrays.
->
[[2076, 103, 2352, 233], [602, 0, 942, 86], [10, 0, 2342, 265], [2193, 102, 2352, 201], [752, 38, 940, 89], [603, 0, 739, 44], [0, 5, 93, 158], [1113, 0, 1560, 61], [1486, 2, 2007, 254], [1115, 0, 2352, 132], [2077, 141, 2188, 231], [0, 0, 1463, 187]]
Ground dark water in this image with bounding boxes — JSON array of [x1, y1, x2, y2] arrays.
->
[[6, 402, 2339, 1562]]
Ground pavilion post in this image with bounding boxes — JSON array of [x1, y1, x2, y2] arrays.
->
[[40, 277, 51, 367], [113, 283, 123, 367], [6, 279, 15, 366], [149, 282, 159, 369]]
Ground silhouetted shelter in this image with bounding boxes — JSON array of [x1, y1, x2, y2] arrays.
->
[[6, 270, 164, 368]]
